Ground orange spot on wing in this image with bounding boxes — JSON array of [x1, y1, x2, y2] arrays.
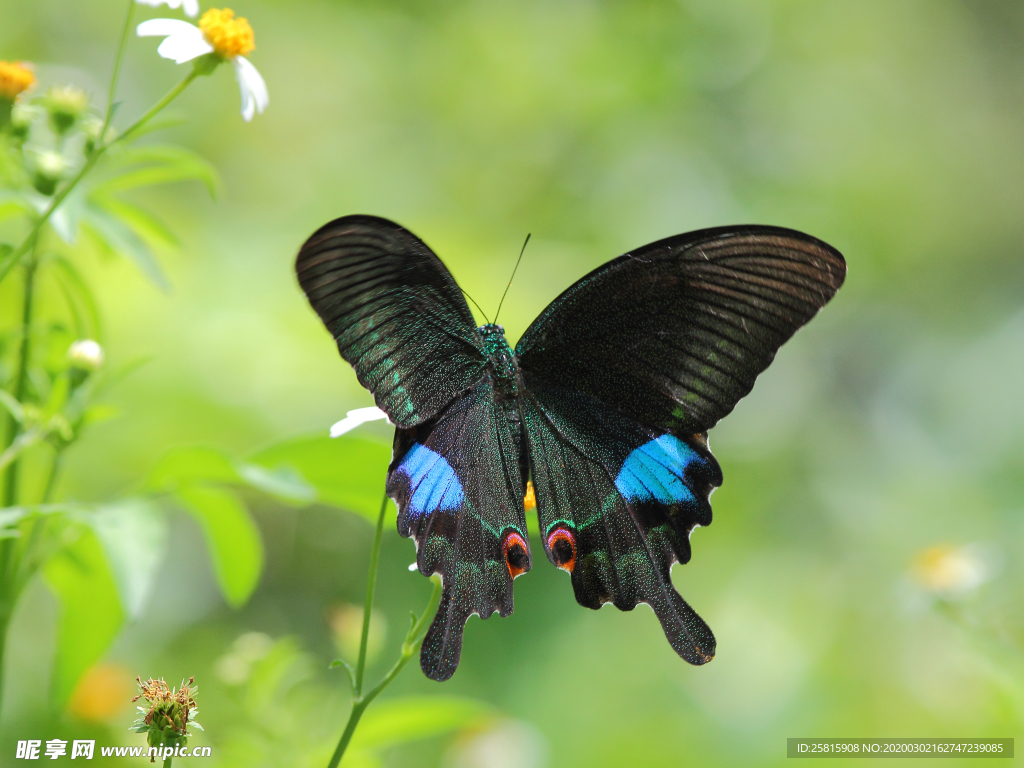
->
[[501, 531, 529, 578], [546, 526, 577, 573]]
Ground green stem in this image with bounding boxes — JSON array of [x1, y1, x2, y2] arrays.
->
[[0, 68, 201, 286], [354, 493, 388, 697], [325, 494, 442, 768], [102, 0, 137, 142], [163, 757, 172, 768], [2, 246, 39, 509], [40, 448, 64, 504]]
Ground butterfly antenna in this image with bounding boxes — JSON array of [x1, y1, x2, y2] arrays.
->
[[493, 233, 530, 325], [462, 288, 490, 324]]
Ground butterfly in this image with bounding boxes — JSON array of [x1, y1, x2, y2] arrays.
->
[[295, 215, 846, 681]]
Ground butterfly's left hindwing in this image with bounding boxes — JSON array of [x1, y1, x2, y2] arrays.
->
[[521, 375, 721, 664], [387, 378, 530, 682]]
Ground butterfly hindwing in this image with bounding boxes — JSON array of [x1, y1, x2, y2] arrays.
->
[[516, 225, 846, 434], [296, 215, 486, 428], [387, 378, 530, 681], [521, 376, 721, 663]]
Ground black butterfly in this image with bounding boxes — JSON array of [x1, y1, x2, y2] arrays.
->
[[296, 215, 845, 681]]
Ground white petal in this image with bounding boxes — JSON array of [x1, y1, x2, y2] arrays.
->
[[137, 19, 212, 64], [136, 18, 196, 37], [232, 56, 268, 121], [159, 33, 213, 63], [329, 406, 390, 438], [183, 0, 200, 17], [135, 0, 178, 7]]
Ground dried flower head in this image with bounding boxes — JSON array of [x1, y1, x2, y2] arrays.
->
[[131, 676, 202, 760]]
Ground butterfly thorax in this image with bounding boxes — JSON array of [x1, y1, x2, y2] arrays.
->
[[478, 323, 519, 397]]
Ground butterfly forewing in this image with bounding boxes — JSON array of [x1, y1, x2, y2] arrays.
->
[[387, 378, 531, 681], [295, 215, 487, 428], [515, 226, 846, 434]]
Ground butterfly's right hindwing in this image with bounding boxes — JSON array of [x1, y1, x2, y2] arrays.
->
[[296, 215, 487, 428]]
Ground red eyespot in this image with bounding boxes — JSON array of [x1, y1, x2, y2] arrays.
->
[[501, 531, 529, 578], [546, 526, 577, 572]]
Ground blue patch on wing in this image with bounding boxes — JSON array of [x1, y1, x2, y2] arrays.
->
[[397, 443, 465, 516], [614, 434, 700, 505]]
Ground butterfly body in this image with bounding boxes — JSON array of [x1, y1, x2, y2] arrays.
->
[[478, 323, 520, 398], [296, 215, 845, 680]]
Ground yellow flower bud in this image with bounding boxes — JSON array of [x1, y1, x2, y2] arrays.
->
[[0, 60, 34, 101]]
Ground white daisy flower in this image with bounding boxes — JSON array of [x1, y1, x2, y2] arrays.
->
[[136, 0, 200, 19], [330, 407, 391, 438], [137, 7, 267, 121]]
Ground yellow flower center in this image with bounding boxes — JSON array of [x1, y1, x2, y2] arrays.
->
[[0, 60, 35, 100], [199, 8, 255, 58]]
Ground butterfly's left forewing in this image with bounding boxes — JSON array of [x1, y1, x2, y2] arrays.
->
[[388, 378, 530, 681]]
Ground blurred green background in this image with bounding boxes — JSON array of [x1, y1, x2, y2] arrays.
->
[[2, 0, 1023, 765]]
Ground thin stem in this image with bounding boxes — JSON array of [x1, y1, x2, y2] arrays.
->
[[326, 577, 442, 768], [162, 757, 172, 768], [102, 0, 138, 142], [0, 426, 45, 474], [0, 68, 201, 286], [117, 68, 200, 146], [354, 493, 388, 697], [325, 489, 443, 768], [2, 246, 39, 508], [40, 449, 64, 504]]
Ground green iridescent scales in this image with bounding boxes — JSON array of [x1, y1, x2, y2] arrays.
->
[[296, 215, 846, 681]]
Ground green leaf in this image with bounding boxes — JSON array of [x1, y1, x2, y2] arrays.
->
[[44, 528, 124, 704], [246, 636, 314, 709], [147, 446, 239, 492], [75, 499, 167, 619], [329, 658, 356, 692], [147, 445, 314, 503], [50, 255, 103, 341], [0, 389, 24, 423], [248, 434, 392, 522], [350, 696, 492, 750], [94, 145, 220, 198], [0, 507, 30, 530], [175, 484, 263, 607], [91, 194, 179, 249], [235, 463, 315, 504], [82, 203, 170, 291], [0, 190, 33, 225], [49, 186, 86, 245]]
